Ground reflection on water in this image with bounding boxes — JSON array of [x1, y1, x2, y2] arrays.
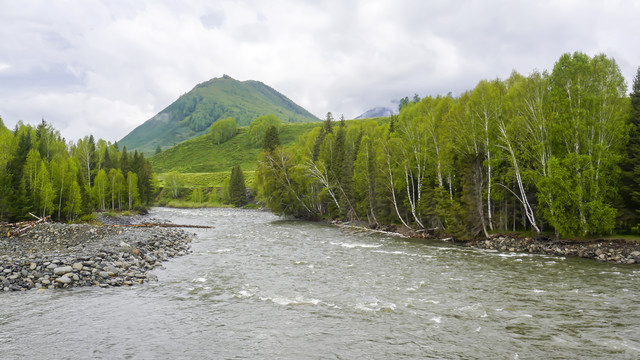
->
[[1, 207, 639, 359]]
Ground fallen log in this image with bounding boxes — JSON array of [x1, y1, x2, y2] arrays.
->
[[3, 215, 49, 237]]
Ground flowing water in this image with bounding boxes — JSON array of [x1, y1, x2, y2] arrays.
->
[[1, 207, 639, 359]]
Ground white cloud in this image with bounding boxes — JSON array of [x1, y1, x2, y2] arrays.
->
[[0, 0, 639, 142]]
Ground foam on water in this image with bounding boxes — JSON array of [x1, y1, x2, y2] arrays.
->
[[330, 241, 383, 249]]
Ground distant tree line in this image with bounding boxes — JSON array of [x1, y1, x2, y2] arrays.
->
[[0, 119, 154, 221], [256, 52, 640, 238]]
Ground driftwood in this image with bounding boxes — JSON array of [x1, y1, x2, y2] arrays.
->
[[3, 213, 50, 237], [110, 223, 215, 229]]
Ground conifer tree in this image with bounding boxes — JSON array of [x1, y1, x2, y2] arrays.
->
[[323, 112, 334, 134], [262, 125, 280, 152], [228, 165, 247, 207], [120, 146, 129, 174]]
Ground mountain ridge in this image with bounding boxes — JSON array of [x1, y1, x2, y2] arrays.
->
[[354, 106, 396, 119], [119, 75, 319, 154]]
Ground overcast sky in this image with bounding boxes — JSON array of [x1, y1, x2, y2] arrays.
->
[[1, 0, 639, 143]]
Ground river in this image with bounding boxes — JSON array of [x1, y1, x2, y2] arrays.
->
[[1, 207, 639, 359]]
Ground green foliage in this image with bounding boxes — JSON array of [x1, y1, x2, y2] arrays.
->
[[228, 165, 247, 207], [164, 171, 184, 199], [254, 52, 631, 238], [126, 171, 140, 210], [150, 121, 323, 173], [262, 125, 281, 152], [119, 75, 319, 155], [210, 117, 237, 145], [619, 67, 640, 231], [249, 114, 280, 146]]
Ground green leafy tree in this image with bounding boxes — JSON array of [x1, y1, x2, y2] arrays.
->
[[544, 52, 628, 236], [165, 171, 184, 199], [249, 114, 280, 146], [65, 180, 83, 220], [0, 118, 15, 220], [92, 169, 108, 211], [210, 117, 237, 145], [619, 67, 640, 230], [354, 134, 379, 225], [75, 135, 96, 191], [108, 168, 125, 210], [189, 187, 204, 204], [126, 171, 140, 210]]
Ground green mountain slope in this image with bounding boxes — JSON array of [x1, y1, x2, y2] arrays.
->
[[150, 121, 323, 174], [119, 75, 319, 154]]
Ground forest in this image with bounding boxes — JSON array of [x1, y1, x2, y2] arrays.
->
[[255, 52, 640, 238], [0, 119, 154, 222]]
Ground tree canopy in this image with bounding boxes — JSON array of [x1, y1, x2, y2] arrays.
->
[[0, 119, 154, 221], [256, 52, 633, 238], [210, 117, 237, 145], [249, 114, 280, 146]]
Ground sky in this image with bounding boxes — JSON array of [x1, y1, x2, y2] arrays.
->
[[1, 0, 639, 143]]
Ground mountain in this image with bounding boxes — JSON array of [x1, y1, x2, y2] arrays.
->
[[119, 75, 319, 154], [354, 107, 396, 119]]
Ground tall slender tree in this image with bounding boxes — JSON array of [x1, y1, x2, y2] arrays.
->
[[228, 165, 247, 207]]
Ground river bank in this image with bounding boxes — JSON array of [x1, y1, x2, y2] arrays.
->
[[0, 220, 193, 291], [335, 222, 640, 265]]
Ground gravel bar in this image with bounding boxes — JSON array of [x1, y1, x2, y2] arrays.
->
[[0, 222, 193, 291]]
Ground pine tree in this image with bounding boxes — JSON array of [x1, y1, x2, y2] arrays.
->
[[120, 146, 129, 174], [262, 125, 281, 152], [323, 112, 334, 134], [228, 165, 247, 207]]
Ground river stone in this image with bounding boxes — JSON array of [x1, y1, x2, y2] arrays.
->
[[30, 262, 37, 270], [54, 266, 73, 275], [72, 262, 83, 271], [99, 271, 110, 279], [55, 276, 72, 284]]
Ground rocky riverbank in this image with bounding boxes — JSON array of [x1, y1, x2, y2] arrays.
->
[[466, 235, 640, 264], [0, 222, 193, 291], [335, 222, 640, 265]]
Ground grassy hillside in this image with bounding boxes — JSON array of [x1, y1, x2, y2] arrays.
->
[[151, 117, 392, 188], [120, 75, 319, 155], [151, 121, 322, 174]]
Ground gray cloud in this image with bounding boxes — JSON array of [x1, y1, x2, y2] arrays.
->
[[0, 0, 638, 142]]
